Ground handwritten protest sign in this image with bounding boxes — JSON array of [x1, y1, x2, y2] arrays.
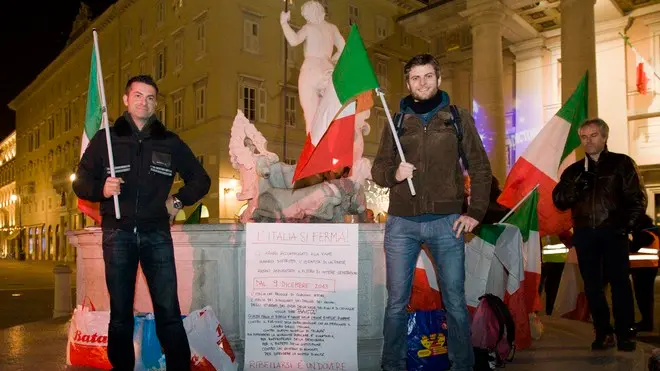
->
[[245, 224, 359, 371]]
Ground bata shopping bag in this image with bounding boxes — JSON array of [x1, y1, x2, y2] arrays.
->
[[407, 309, 450, 371], [66, 299, 112, 370], [184, 306, 238, 371]]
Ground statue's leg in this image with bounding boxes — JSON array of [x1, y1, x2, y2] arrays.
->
[[299, 81, 319, 135]]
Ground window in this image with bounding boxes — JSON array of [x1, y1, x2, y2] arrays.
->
[[71, 99, 79, 128], [156, 105, 166, 123], [138, 56, 147, 74], [196, 155, 205, 167], [154, 47, 167, 80], [349, 4, 359, 26], [139, 17, 147, 40], [34, 128, 40, 149], [48, 118, 55, 140], [173, 95, 183, 129], [243, 19, 260, 54], [376, 16, 387, 39], [196, 19, 207, 56], [122, 64, 131, 87], [156, 0, 165, 26], [402, 32, 412, 48], [241, 86, 256, 122], [194, 80, 207, 123], [284, 158, 297, 165], [124, 27, 132, 50], [375, 57, 388, 91], [259, 88, 267, 122], [285, 94, 296, 128], [174, 33, 184, 70], [63, 106, 71, 132], [104, 76, 114, 108]]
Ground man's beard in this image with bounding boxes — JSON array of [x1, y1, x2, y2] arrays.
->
[[411, 87, 438, 102]]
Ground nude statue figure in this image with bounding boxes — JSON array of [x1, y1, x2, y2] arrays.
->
[[280, 0, 345, 135]]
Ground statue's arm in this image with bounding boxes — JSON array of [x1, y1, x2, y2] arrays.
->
[[280, 12, 306, 47], [331, 25, 345, 62]]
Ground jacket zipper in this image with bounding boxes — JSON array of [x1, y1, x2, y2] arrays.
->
[[134, 139, 143, 234], [591, 160, 596, 228]]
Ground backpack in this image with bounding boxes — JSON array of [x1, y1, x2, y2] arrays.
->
[[393, 104, 469, 171], [471, 294, 516, 369]]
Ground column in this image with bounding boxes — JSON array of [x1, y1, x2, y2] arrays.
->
[[561, 0, 598, 117], [464, 5, 508, 181], [510, 38, 546, 157], [595, 17, 630, 154]]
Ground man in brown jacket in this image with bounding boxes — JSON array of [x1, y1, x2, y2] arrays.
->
[[372, 54, 492, 371]]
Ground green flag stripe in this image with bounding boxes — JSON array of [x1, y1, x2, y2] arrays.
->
[[475, 224, 505, 246], [556, 72, 588, 163], [84, 44, 103, 140], [332, 24, 380, 104], [502, 189, 539, 242]]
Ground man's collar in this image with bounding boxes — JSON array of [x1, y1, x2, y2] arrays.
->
[[114, 112, 167, 138]]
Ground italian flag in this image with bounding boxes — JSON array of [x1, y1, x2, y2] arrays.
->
[[293, 25, 379, 181], [465, 224, 532, 349], [408, 247, 443, 311], [498, 72, 588, 237], [501, 189, 542, 316], [77, 38, 107, 224]]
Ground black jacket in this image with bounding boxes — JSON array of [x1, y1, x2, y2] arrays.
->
[[552, 150, 647, 232], [73, 113, 211, 232]]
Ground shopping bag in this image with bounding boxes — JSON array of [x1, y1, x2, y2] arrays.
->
[[66, 298, 112, 370], [185, 306, 238, 371], [407, 309, 450, 371]]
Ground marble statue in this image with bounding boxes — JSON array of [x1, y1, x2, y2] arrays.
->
[[228, 0, 377, 223], [280, 0, 345, 135], [229, 111, 366, 223]]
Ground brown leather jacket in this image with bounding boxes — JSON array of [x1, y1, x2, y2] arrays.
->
[[371, 104, 492, 222], [552, 150, 647, 232]]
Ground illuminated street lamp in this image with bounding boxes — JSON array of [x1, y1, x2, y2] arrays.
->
[[9, 193, 23, 260]]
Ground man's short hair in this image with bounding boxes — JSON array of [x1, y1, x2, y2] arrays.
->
[[125, 75, 159, 94], [579, 118, 609, 139], [404, 54, 441, 82]]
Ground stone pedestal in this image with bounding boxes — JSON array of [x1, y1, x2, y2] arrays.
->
[[52, 264, 73, 318], [561, 0, 598, 117], [67, 224, 387, 371]]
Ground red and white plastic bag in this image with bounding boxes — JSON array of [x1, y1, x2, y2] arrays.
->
[[66, 298, 113, 370], [184, 306, 237, 371]]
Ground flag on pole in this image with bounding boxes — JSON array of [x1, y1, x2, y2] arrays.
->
[[293, 24, 379, 182], [621, 33, 657, 95], [501, 189, 542, 315], [77, 40, 107, 224], [498, 72, 588, 237], [465, 224, 532, 349]]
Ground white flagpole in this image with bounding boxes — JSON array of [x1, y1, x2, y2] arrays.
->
[[93, 29, 121, 219], [375, 88, 416, 196], [497, 184, 539, 224]]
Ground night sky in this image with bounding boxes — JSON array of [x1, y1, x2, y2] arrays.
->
[[0, 1, 115, 142]]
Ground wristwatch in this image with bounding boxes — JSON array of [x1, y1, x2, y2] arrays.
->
[[172, 196, 183, 210]]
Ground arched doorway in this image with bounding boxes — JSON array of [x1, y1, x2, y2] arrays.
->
[[55, 225, 60, 260], [28, 227, 34, 259], [41, 226, 47, 260]]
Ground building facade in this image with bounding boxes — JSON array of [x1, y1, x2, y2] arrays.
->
[[0, 132, 17, 258], [7, 0, 430, 242], [398, 0, 660, 223]]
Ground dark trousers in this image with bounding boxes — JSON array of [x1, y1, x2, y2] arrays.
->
[[573, 228, 634, 339], [631, 267, 658, 327], [102, 228, 190, 371], [539, 262, 565, 315]]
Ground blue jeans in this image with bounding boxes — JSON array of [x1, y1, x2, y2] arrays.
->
[[102, 228, 190, 371], [381, 215, 473, 371]]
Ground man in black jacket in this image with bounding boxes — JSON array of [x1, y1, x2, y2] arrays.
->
[[552, 118, 646, 352], [73, 75, 211, 370]]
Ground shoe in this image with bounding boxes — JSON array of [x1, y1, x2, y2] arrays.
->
[[591, 334, 616, 350], [617, 338, 636, 352]]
